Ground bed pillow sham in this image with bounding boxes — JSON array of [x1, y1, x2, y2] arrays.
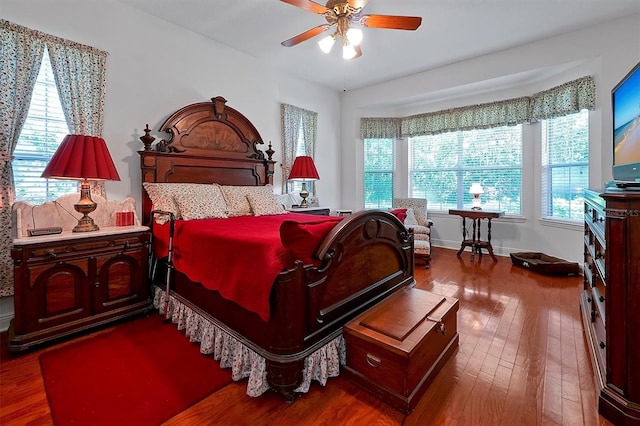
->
[[173, 184, 228, 220], [222, 185, 276, 216], [247, 192, 287, 216]]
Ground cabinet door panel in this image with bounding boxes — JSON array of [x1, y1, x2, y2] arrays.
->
[[26, 261, 89, 331], [93, 250, 147, 313]]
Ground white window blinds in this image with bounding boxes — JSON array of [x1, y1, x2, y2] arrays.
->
[[541, 110, 589, 221], [410, 125, 522, 214], [364, 138, 395, 209], [12, 49, 74, 204]]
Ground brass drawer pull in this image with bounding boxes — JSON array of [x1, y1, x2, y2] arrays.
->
[[366, 353, 381, 367]]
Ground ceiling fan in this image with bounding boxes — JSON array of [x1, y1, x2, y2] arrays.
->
[[280, 0, 422, 59]]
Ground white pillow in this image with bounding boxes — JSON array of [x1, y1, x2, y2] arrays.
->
[[246, 192, 287, 216], [222, 185, 275, 216], [404, 208, 419, 226], [172, 184, 228, 220]]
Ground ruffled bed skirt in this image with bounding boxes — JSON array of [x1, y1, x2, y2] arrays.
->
[[152, 287, 346, 397]]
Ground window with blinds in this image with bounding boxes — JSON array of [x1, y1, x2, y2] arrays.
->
[[409, 125, 522, 214], [364, 138, 394, 209], [541, 110, 589, 221], [12, 49, 74, 204]]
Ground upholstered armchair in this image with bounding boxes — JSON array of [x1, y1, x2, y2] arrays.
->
[[393, 198, 433, 268]]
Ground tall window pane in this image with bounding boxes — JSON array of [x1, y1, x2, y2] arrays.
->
[[364, 138, 394, 209], [410, 125, 522, 214], [13, 49, 73, 204], [541, 110, 589, 221]]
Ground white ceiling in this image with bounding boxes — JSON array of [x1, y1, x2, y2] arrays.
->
[[119, 0, 640, 92]]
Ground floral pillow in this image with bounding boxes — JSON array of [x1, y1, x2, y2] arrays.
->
[[142, 182, 182, 219], [172, 184, 228, 220], [247, 191, 287, 216], [222, 185, 276, 216]]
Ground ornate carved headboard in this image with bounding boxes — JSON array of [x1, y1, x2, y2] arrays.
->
[[138, 96, 275, 224]]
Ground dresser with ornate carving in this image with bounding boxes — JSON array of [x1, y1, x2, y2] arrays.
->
[[581, 189, 640, 425]]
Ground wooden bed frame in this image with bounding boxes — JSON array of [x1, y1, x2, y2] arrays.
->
[[139, 96, 415, 401]]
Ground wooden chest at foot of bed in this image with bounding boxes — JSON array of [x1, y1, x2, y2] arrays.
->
[[343, 287, 459, 413]]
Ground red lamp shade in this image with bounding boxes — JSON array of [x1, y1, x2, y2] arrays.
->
[[41, 134, 121, 181], [287, 156, 319, 208], [288, 156, 320, 181], [41, 134, 120, 232]]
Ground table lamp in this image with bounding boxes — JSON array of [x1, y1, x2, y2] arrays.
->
[[288, 156, 320, 208], [469, 183, 484, 210], [41, 134, 121, 232]]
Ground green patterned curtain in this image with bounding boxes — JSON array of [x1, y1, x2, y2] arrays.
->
[[0, 20, 46, 297], [281, 103, 318, 194], [362, 76, 596, 138]]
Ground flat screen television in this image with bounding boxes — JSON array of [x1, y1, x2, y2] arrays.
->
[[612, 60, 640, 186]]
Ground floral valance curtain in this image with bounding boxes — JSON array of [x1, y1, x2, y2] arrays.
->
[[362, 76, 595, 138], [281, 103, 318, 194], [0, 19, 107, 297], [360, 117, 401, 139], [530, 76, 596, 121]]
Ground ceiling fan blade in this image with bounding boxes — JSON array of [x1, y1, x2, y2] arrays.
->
[[280, 0, 329, 14], [347, 0, 369, 9], [281, 24, 333, 47], [359, 15, 422, 30]]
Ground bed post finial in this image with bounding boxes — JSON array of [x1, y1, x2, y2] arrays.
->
[[212, 96, 228, 120], [140, 124, 155, 151], [266, 142, 274, 161]]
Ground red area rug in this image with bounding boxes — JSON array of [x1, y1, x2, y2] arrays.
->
[[39, 314, 232, 426]]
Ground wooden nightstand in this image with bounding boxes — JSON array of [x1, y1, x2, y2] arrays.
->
[[287, 206, 331, 216], [9, 226, 151, 352]]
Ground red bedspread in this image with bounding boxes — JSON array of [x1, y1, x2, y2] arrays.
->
[[152, 213, 343, 321]]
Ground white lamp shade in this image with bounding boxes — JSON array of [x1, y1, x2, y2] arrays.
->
[[342, 44, 357, 59], [469, 183, 484, 195], [346, 28, 363, 46], [318, 35, 335, 53]]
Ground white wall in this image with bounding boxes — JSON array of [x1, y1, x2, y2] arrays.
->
[[341, 14, 640, 264]]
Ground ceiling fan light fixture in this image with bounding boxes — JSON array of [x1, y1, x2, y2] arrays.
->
[[346, 28, 363, 46], [342, 43, 357, 60], [318, 34, 335, 53]]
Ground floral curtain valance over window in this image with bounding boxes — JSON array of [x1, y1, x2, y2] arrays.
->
[[361, 76, 596, 138]]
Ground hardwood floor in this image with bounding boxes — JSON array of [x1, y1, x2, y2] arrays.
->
[[0, 248, 612, 425]]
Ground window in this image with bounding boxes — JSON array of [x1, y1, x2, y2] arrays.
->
[[541, 110, 589, 221], [12, 49, 74, 204], [364, 138, 394, 209], [409, 125, 522, 214]]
